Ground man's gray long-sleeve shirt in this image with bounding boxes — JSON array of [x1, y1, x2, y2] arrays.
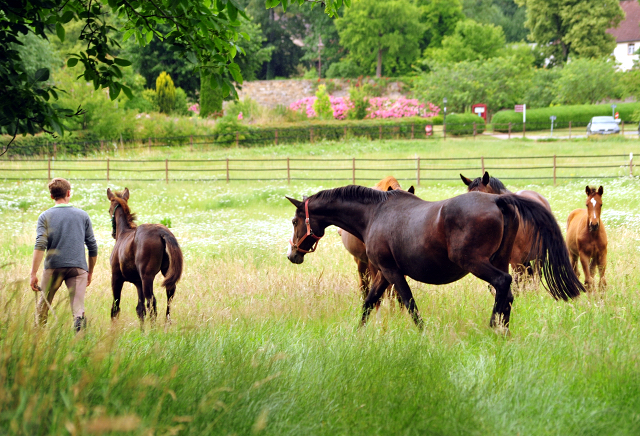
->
[[34, 204, 98, 271]]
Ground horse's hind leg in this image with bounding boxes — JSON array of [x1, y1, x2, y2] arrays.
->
[[141, 276, 157, 322], [361, 271, 389, 326], [384, 273, 423, 329], [111, 275, 124, 320], [469, 261, 513, 329], [134, 282, 146, 323]]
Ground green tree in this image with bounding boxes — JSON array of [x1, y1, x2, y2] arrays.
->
[[417, 0, 465, 50], [156, 72, 176, 114], [426, 20, 506, 62], [336, 0, 424, 77], [200, 70, 223, 118], [554, 58, 617, 105], [300, 6, 343, 78], [462, 0, 528, 43], [313, 84, 333, 119], [515, 0, 623, 65], [0, 0, 345, 154]]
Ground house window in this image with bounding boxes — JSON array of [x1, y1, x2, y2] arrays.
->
[[629, 43, 636, 55]]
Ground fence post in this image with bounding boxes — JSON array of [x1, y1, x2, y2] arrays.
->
[[379, 125, 382, 140], [443, 124, 446, 141], [48, 158, 51, 180], [508, 122, 511, 140], [120, 133, 124, 150], [165, 159, 169, 184], [481, 156, 485, 174], [352, 158, 356, 184], [416, 157, 420, 186], [107, 158, 110, 182], [310, 127, 314, 144], [411, 124, 414, 140], [53, 142, 57, 159], [226, 158, 230, 183], [523, 122, 526, 139], [344, 126, 347, 140], [190, 135, 193, 151], [569, 121, 572, 140], [100, 140, 104, 152], [148, 138, 151, 152], [553, 155, 557, 186], [275, 130, 278, 145], [630, 153, 634, 177], [287, 157, 290, 184], [235, 132, 239, 147], [473, 123, 476, 139]]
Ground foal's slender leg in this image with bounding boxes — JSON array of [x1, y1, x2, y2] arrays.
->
[[134, 282, 146, 323], [597, 251, 607, 289], [579, 252, 593, 289], [361, 272, 389, 326], [111, 275, 125, 320], [141, 276, 157, 322]]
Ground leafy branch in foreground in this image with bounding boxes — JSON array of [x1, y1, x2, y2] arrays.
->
[[0, 0, 345, 154]]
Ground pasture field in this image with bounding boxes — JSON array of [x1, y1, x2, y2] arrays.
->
[[1, 137, 640, 435]]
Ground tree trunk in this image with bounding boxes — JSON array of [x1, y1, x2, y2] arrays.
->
[[376, 46, 382, 78]]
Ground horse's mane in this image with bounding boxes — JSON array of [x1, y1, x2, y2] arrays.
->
[[310, 185, 396, 205], [112, 193, 138, 228], [468, 176, 509, 193], [373, 176, 402, 192]]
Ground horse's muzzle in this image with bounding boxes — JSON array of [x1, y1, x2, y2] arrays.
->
[[287, 251, 304, 264], [588, 222, 600, 232]]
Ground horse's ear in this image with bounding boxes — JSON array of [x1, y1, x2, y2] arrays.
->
[[286, 196, 303, 208], [460, 174, 472, 186], [482, 171, 490, 186], [585, 186, 591, 196], [387, 186, 394, 191], [408, 186, 415, 194], [107, 188, 114, 200], [597, 185, 604, 196], [122, 188, 130, 201]]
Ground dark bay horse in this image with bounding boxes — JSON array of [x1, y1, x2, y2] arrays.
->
[[107, 188, 183, 322], [460, 171, 552, 281], [286, 186, 584, 330], [566, 186, 608, 290], [339, 176, 414, 299]]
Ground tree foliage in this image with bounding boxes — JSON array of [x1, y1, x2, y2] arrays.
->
[[335, 0, 424, 77], [156, 72, 176, 114], [515, 0, 623, 64], [462, 0, 528, 43], [0, 0, 344, 153], [554, 58, 617, 105], [417, 0, 465, 50], [426, 20, 506, 62], [200, 69, 223, 118]]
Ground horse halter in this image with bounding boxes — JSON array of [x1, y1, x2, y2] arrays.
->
[[111, 203, 120, 239], [289, 199, 323, 254]]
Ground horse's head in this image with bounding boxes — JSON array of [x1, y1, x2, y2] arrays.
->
[[285, 196, 325, 264], [585, 185, 604, 232], [107, 187, 130, 214], [460, 171, 497, 194], [107, 188, 135, 239]]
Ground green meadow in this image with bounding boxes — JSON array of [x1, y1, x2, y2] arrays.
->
[[1, 136, 640, 435]]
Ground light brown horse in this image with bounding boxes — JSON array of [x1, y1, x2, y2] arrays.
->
[[107, 188, 183, 322], [566, 186, 607, 290], [460, 171, 551, 282], [338, 176, 414, 299]]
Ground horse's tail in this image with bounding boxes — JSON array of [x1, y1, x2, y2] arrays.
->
[[495, 195, 584, 300], [160, 230, 183, 289]]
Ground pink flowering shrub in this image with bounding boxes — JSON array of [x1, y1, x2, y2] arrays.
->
[[188, 103, 200, 116], [289, 96, 438, 120]]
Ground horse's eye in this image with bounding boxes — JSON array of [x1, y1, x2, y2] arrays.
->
[[292, 219, 298, 226]]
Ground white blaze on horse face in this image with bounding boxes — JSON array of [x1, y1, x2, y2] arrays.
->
[[287, 228, 295, 256], [590, 198, 597, 220]]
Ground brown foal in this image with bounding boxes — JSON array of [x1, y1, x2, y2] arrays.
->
[[566, 186, 608, 290]]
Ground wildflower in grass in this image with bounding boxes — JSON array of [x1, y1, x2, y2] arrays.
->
[[188, 103, 200, 116], [238, 112, 244, 120]]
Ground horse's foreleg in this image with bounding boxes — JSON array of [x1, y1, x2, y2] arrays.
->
[[361, 272, 389, 326], [597, 251, 607, 289], [386, 274, 423, 329], [111, 275, 124, 320], [579, 252, 594, 290]]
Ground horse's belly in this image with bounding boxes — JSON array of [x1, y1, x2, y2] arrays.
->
[[404, 261, 468, 285]]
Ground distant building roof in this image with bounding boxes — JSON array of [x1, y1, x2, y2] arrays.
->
[[608, 1, 640, 43]]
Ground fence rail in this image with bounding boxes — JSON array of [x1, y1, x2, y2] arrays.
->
[[1, 153, 635, 184]]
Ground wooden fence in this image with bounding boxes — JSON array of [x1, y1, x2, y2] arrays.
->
[[0, 153, 635, 184]]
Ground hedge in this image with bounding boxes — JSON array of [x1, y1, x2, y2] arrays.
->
[[1, 117, 443, 157], [445, 113, 486, 136], [491, 102, 640, 132]]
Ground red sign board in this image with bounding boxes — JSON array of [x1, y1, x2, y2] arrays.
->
[[515, 105, 525, 113], [615, 112, 620, 119], [471, 103, 488, 121]]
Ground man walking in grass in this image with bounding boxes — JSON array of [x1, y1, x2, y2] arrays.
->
[[30, 178, 98, 332]]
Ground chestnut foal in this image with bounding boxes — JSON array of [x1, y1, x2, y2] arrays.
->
[[566, 186, 608, 290]]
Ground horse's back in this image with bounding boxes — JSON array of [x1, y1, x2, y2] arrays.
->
[[515, 190, 551, 211]]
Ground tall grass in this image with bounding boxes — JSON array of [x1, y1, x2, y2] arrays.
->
[[1, 151, 640, 434]]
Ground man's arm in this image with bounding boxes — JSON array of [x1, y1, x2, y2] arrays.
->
[[87, 256, 97, 286], [30, 249, 45, 291]]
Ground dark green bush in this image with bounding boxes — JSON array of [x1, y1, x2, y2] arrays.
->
[[445, 113, 486, 135], [492, 102, 640, 132]]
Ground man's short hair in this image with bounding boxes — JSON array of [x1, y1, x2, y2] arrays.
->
[[48, 178, 71, 200]]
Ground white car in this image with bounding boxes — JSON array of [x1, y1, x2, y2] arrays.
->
[[586, 116, 621, 137]]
